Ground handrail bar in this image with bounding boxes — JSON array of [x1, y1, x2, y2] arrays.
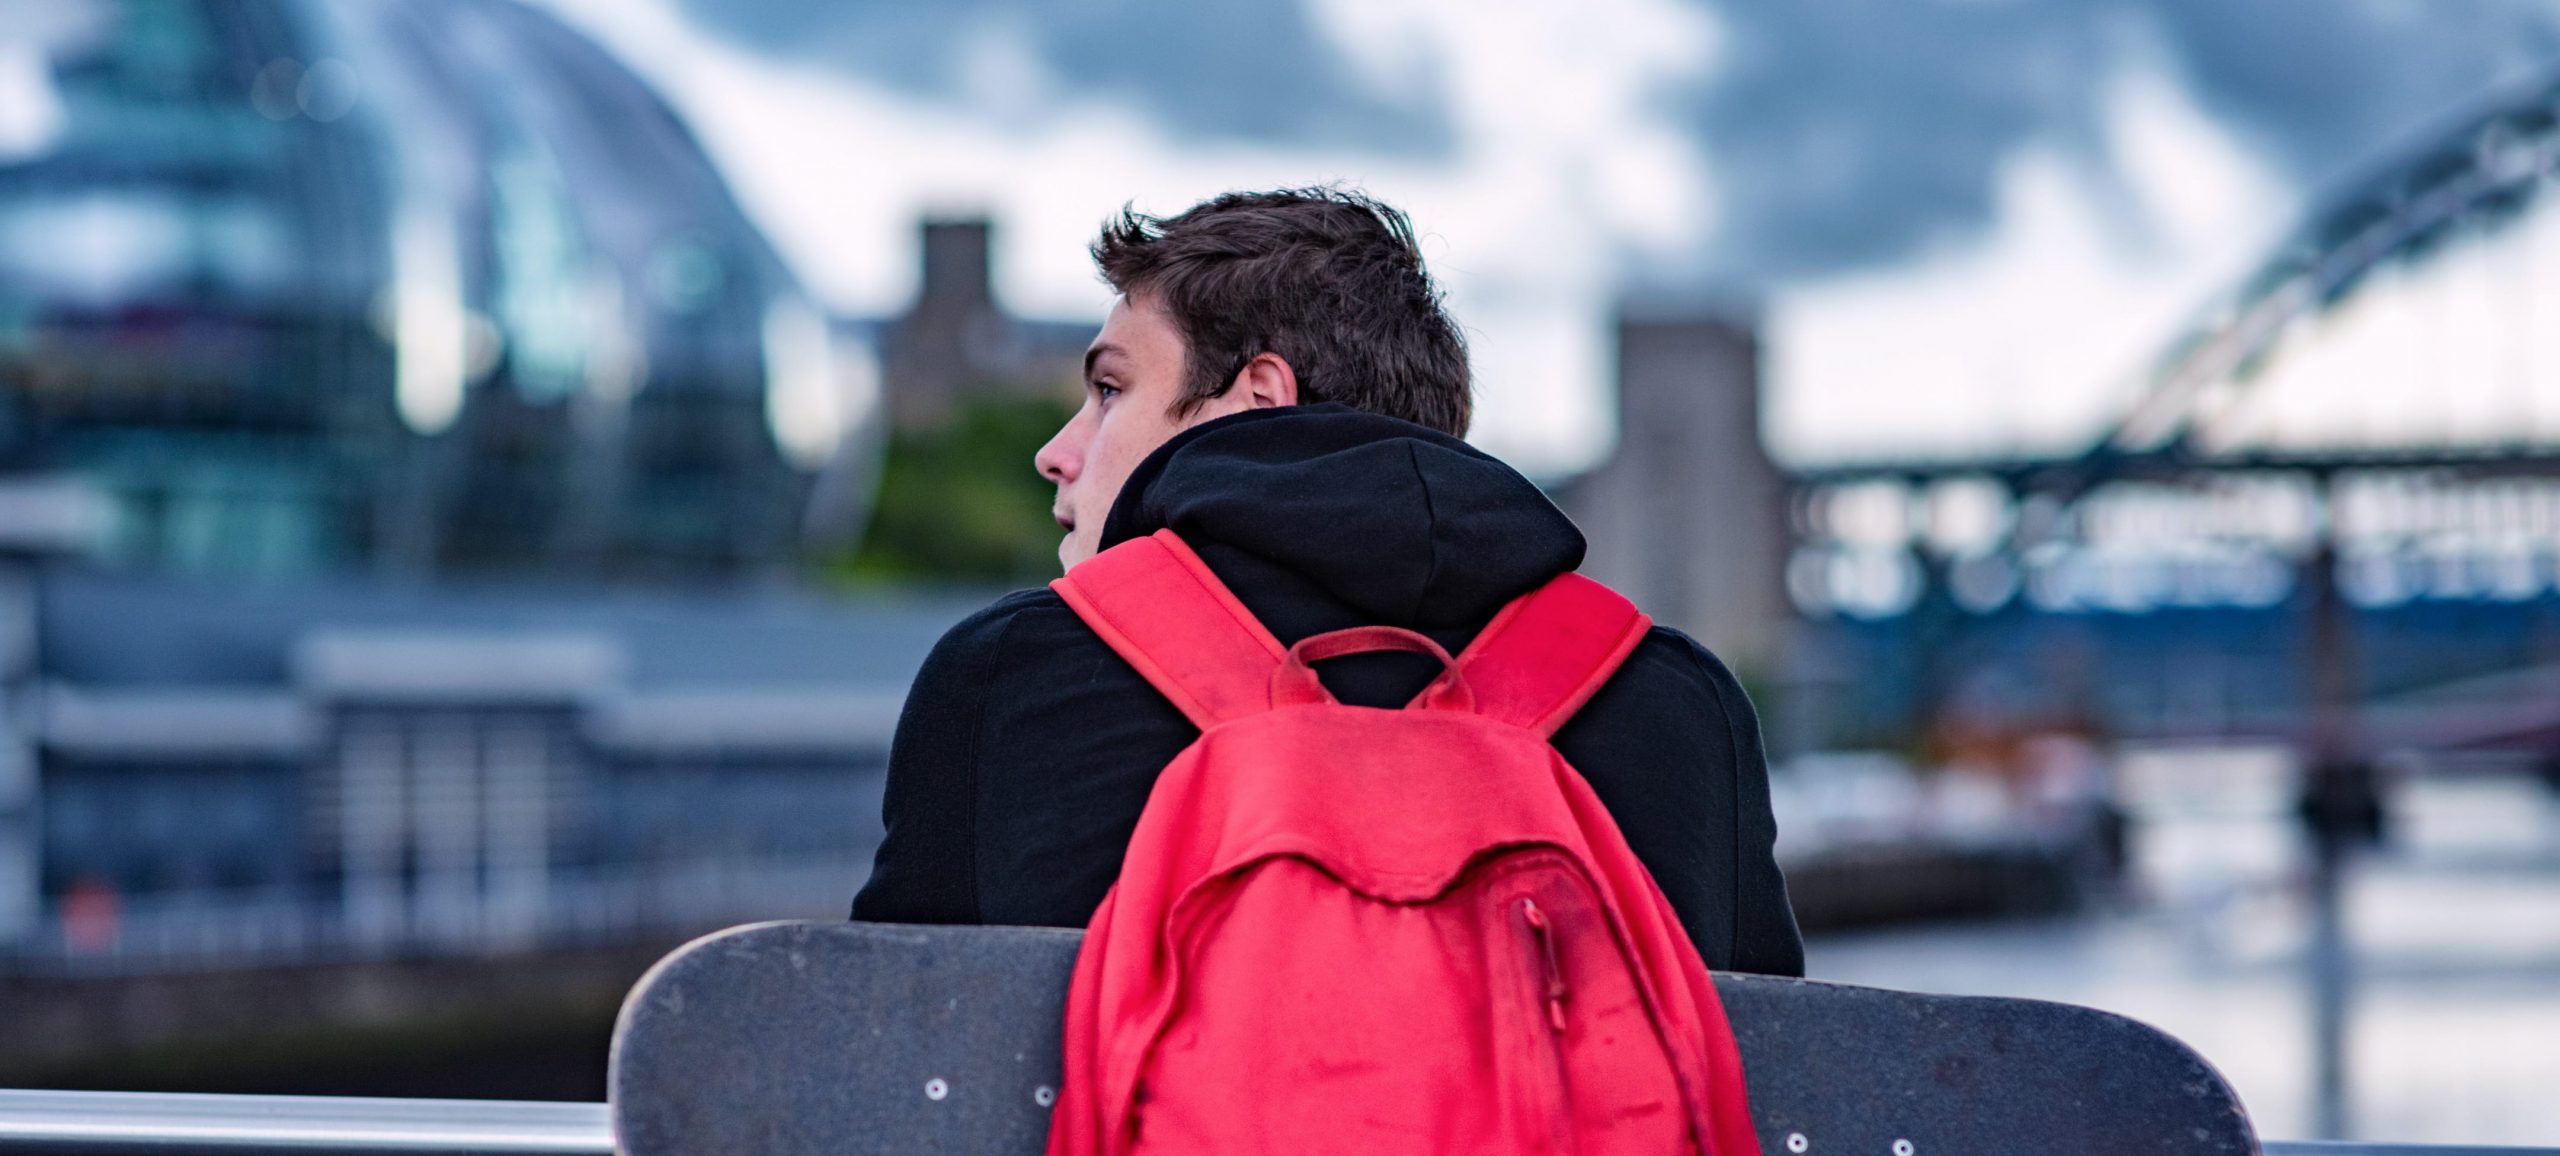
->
[[0, 1089, 611, 1153], [2, 1089, 2552, 1155]]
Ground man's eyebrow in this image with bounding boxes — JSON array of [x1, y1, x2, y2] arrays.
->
[[1082, 342, 1124, 380]]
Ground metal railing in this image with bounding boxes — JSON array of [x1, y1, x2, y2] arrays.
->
[[0, 1090, 610, 1153], [3, 1090, 2554, 1155]]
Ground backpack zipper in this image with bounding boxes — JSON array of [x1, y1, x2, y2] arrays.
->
[[1511, 887, 1580, 1153], [1519, 897, 1570, 1033]]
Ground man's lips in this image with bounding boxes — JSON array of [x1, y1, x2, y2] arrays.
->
[[1054, 511, 1074, 531]]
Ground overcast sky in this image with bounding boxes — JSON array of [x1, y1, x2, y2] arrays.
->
[[534, 0, 2560, 474]]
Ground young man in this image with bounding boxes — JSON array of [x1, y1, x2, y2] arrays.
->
[[852, 188, 1802, 976]]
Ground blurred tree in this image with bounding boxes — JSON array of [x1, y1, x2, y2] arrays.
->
[[830, 397, 1072, 587]]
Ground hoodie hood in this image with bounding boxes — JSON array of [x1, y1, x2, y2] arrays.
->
[[1096, 404, 1585, 639]]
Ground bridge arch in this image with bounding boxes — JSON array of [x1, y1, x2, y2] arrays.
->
[[2113, 68, 2560, 458]]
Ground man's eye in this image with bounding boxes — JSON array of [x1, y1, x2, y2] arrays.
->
[[1095, 383, 1122, 404]]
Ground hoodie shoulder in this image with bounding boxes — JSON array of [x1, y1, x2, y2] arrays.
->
[[940, 586, 1070, 642], [901, 586, 1096, 711], [1642, 625, 1753, 706], [919, 585, 1138, 695]]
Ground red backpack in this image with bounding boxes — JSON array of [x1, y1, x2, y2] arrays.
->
[[1044, 530, 1762, 1156]]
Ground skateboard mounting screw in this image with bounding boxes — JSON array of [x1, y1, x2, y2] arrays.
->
[[924, 1078, 948, 1101], [1894, 1142, 1914, 1156], [1034, 1085, 1057, 1107], [1786, 1133, 1809, 1153]]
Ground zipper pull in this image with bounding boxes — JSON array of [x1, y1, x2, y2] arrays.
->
[[1519, 898, 1570, 1033]]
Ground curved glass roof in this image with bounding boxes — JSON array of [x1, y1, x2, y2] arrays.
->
[[0, 0, 854, 576]]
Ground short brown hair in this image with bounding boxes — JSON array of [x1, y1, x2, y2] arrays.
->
[[1091, 188, 1472, 436]]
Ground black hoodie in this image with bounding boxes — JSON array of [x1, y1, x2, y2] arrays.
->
[[852, 405, 1804, 976]]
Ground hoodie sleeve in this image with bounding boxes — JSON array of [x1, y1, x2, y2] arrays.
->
[[851, 587, 1196, 929], [1688, 637, 1808, 978], [1551, 628, 1806, 977], [850, 594, 1032, 924]]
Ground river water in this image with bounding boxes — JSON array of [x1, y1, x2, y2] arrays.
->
[[1803, 769, 2560, 1145]]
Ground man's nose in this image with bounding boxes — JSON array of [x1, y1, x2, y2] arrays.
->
[[1035, 421, 1079, 484]]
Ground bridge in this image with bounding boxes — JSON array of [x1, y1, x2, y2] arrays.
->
[[1777, 64, 2560, 762]]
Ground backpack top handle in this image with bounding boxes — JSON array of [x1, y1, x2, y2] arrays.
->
[[1268, 625, 1476, 713]]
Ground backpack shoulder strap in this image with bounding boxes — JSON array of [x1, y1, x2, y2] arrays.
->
[[1456, 573, 1654, 738], [1050, 529, 1288, 731]]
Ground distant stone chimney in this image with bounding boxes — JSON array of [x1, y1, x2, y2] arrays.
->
[[917, 219, 994, 313], [883, 218, 1013, 431], [1563, 306, 1791, 673]]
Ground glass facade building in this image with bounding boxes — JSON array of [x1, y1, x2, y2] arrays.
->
[[0, 0, 899, 962], [0, 0, 852, 578]]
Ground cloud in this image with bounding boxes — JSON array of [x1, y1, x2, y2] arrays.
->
[[663, 0, 2560, 285], [1684, 0, 2560, 280], [2142, 0, 2560, 182], [663, 0, 1451, 154], [1767, 67, 2293, 464], [544, 0, 2560, 468], [1680, 2, 2118, 279]]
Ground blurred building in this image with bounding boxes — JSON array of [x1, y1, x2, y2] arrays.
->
[[10, 565, 969, 968], [0, 0, 948, 967], [0, 0, 867, 582]]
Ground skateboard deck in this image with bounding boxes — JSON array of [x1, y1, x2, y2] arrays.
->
[[610, 920, 2256, 1155]]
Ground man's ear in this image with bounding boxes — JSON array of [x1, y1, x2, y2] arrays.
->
[[1229, 352, 1300, 409]]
